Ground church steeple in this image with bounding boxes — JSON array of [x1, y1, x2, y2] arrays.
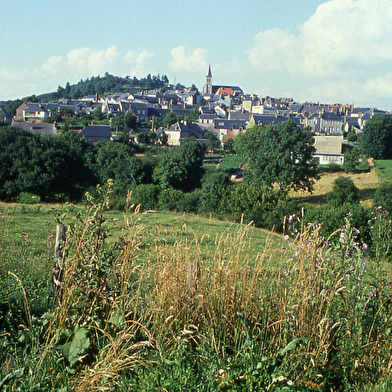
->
[[203, 65, 213, 94]]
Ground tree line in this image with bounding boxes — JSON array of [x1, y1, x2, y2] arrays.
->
[[2, 115, 392, 250], [0, 73, 171, 115]]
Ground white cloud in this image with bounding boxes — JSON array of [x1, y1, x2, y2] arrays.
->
[[169, 46, 207, 73], [0, 46, 158, 100], [300, 0, 392, 77], [42, 55, 63, 75], [125, 50, 156, 78], [246, 0, 392, 108], [248, 28, 300, 72], [65, 46, 118, 75]]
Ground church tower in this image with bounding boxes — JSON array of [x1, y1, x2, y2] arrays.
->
[[203, 65, 213, 94]]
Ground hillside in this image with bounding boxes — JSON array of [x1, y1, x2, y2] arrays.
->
[[1, 198, 391, 390]]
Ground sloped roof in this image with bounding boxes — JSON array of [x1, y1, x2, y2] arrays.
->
[[11, 120, 57, 136], [23, 104, 48, 113], [252, 114, 288, 125], [0, 108, 12, 118], [80, 125, 111, 138], [321, 112, 343, 121], [214, 119, 247, 129]]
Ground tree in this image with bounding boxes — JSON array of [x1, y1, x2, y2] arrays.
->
[[124, 111, 137, 131], [224, 138, 235, 153], [347, 132, 357, 142], [199, 170, 231, 213], [343, 146, 360, 172], [96, 142, 147, 190], [0, 127, 96, 200], [110, 114, 125, 133], [326, 177, 360, 207], [136, 132, 149, 144], [93, 106, 103, 122], [360, 115, 392, 159], [204, 131, 220, 153], [186, 107, 199, 123], [153, 138, 206, 191], [162, 112, 177, 127], [235, 120, 319, 193]]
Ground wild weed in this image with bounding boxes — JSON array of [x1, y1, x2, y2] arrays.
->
[[1, 188, 392, 391]]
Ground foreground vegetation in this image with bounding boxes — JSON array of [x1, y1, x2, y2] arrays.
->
[[1, 186, 392, 391]]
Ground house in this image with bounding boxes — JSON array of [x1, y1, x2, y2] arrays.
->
[[79, 125, 111, 144], [11, 120, 57, 136], [214, 119, 247, 141], [129, 102, 148, 121], [165, 121, 206, 146], [313, 135, 344, 165], [15, 103, 49, 121], [308, 111, 343, 135]]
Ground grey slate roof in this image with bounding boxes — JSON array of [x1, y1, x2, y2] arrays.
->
[[148, 108, 170, 118], [80, 125, 111, 138], [214, 119, 247, 129], [11, 121, 57, 136], [252, 114, 289, 125]]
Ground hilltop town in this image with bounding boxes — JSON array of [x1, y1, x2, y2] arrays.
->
[[0, 66, 390, 165]]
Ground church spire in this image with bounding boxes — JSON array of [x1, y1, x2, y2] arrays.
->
[[207, 64, 212, 78], [203, 65, 213, 94]]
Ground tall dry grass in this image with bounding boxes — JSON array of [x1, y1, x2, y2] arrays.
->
[[17, 186, 391, 390]]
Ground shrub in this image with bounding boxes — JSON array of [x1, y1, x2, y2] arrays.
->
[[355, 155, 370, 172], [373, 183, 392, 212], [304, 203, 370, 245], [199, 170, 232, 213], [131, 184, 160, 210], [176, 189, 201, 213], [327, 177, 360, 207], [17, 192, 41, 204], [157, 187, 184, 211], [347, 131, 357, 142]]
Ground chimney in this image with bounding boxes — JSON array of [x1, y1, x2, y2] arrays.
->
[[95, 93, 98, 102]]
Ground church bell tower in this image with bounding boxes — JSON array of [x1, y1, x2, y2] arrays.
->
[[203, 65, 213, 94]]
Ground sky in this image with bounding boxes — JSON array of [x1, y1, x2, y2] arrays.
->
[[2, 0, 392, 110]]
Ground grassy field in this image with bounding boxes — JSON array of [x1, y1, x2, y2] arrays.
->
[[1, 163, 392, 391], [0, 202, 285, 283], [290, 165, 382, 206], [218, 155, 246, 171], [375, 159, 392, 181], [2, 195, 392, 390]]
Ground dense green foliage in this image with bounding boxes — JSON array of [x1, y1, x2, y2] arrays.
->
[[46, 73, 169, 101], [153, 138, 206, 191], [235, 120, 319, 193], [0, 127, 96, 201], [373, 182, 392, 212], [326, 177, 360, 207], [360, 115, 392, 159]]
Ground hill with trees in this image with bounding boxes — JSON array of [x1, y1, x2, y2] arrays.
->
[[0, 73, 171, 115]]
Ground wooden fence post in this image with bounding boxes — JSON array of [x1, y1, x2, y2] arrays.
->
[[186, 259, 200, 295], [52, 225, 66, 301]]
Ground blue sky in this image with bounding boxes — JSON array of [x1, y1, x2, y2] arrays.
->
[[2, 0, 392, 109]]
